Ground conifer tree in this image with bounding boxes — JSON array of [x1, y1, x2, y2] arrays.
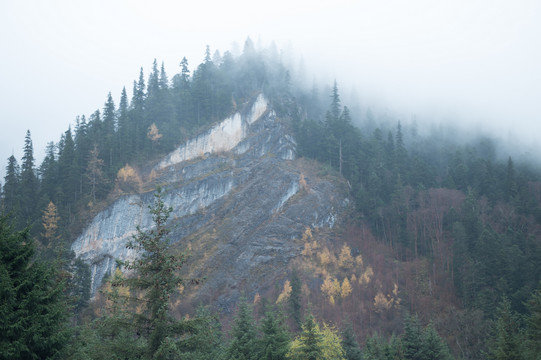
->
[[341, 322, 362, 360], [489, 297, 522, 360], [225, 297, 258, 360], [119, 187, 186, 359], [130, 68, 146, 153], [2, 155, 20, 221], [289, 314, 324, 360], [289, 269, 302, 330], [524, 287, 541, 359], [74, 115, 91, 197], [330, 80, 341, 121], [177, 306, 225, 360], [419, 323, 453, 360], [258, 308, 291, 359], [102, 92, 116, 168], [117, 86, 130, 161], [57, 128, 78, 211], [402, 314, 423, 360], [20, 130, 38, 225], [0, 216, 70, 359]]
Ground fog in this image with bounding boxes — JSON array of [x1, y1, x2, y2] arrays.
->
[[1, 0, 540, 178]]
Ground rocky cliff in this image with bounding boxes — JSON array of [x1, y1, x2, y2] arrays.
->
[[71, 94, 349, 311]]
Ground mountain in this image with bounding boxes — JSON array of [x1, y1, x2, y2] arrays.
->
[[71, 93, 349, 311], [3, 41, 541, 359]]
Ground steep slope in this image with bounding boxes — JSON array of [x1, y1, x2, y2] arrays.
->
[[71, 94, 349, 311]]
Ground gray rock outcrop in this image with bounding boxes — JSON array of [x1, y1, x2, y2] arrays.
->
[[71, 94, 349, 310]]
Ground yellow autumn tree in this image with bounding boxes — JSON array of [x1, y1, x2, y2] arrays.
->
[[359, 266, 374, 286], [355, 254, 364, 268], [254, 292, 261, 305], [392, 283, 401, 306], [302, 242, 313, 257], [301, 227, 313, 242], [276, 280, 292, 304], [341, 277, 352, 298], [373, 291, 393, 313], [41, 201, 60, 249], [321, 275, 342, 304], [338, 244, 354, 269], [116, 164, 142, 193], [147, 123, 162, 149], [318, 247, 335, 268], [299, 173, 308, 191]]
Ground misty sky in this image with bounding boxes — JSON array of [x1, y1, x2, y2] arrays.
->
[[1, 0, 540, 179]]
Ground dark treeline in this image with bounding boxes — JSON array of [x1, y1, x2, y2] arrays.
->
[[294, 79, 541, 314], [2, 38, 541, 359]]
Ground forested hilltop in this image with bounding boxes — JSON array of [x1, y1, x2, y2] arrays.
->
[[1, 39, 541, 359]]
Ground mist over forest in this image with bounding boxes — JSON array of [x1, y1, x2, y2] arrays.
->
[[1, 37, 541, 360]]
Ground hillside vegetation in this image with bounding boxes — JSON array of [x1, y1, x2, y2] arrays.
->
[[1, 39, 541, 359]]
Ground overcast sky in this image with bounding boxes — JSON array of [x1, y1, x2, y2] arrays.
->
[[1, 0, 540, 179]]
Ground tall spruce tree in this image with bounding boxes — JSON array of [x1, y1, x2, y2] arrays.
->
[[524, 287, 541, 360], [289, 269, 302, 330], [225, 297, 258, 360], [2, 155, 20, 222], [119, 187, 187, 359], [258, 308, 291, 359], [290, 314, 324, 360], [341, 322, 362, 360], [39, 142, 58, 205], [488, 297, 522, 360], [117, 86, 130, 162], [20, 130, 38, 226], [402, 314, 423, 360], [0, 216, 70, 359], [102, 92, 116, 169]]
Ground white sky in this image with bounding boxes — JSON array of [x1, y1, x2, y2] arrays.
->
[[1, 0, 540, 179]]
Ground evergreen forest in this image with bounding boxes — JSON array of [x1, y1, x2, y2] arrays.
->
[[1, 39, 541, 359]]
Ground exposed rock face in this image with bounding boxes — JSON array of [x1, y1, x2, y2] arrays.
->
[[71, 95, 349, 310]]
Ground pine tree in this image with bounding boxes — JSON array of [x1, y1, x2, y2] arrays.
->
[[524, 287, 541, 360], [330, 80, 341, 121], [117, 86, 130, 162], [74, 115, 91, 198], [489, 297, 522, 360], [20, 130, 38, 226], [102, 92, 116, 168], [57, 127, 78, 211], [225, 297, 258, 360], [119, 187, 186, 359], [176, 306, 225, 360], [258, 308, 290, 359], [289, 269, 302, 330], [39, 142, 58, 204], [130, 68, 146, 154], [402, 314, 423, 360], [290, 314, 324, 360], [341, 322, 362, 360], [0, 216, 70, 359], [2, 155, 20, 222], [419, 323, 452, 360]]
